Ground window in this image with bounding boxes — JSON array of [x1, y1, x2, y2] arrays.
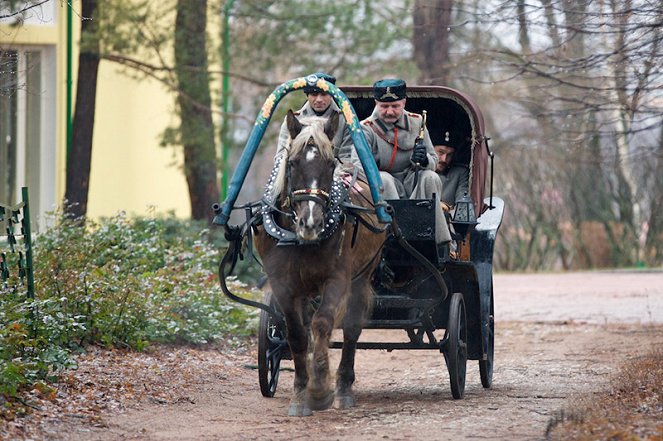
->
[[0, 46, 56, 230], [0, 50, 18, 205]]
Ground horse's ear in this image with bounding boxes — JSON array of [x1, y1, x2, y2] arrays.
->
[[324, 112, 339, 141], [286, 110, 303, 139]]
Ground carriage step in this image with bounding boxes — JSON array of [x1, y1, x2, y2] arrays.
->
[[373, 296, 439, 309]]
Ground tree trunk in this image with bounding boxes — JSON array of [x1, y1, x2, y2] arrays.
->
[[412, 0, 452, 85], [645, 123, 663, 264], [541, 0, 561, 50], [610, 0, 640, 262], [174, 0, 219, 222], [64, 0, 100, 220], [517, 0, 530, 54]]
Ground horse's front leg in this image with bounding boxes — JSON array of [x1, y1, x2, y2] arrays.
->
[[273, 290, 311, 417], [307, 278, 349, 411], [335, 276, 372, 409]]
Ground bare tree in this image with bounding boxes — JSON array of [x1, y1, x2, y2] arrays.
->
[[645, 125, 663, 263], [460, 0, 663, 269]]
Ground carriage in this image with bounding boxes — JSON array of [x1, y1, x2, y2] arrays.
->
[[213, 76, 505, 413]]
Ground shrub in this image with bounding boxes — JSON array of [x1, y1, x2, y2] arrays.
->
[[0, 212, 259, 399]]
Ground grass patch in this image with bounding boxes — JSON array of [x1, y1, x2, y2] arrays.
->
[[545, 347, 663, 440]]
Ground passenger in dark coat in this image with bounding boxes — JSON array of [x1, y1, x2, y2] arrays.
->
[[429, 127, 470, 211]]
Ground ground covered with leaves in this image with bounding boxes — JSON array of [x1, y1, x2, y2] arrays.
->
[[0, 343, 253, 439], [2, 324, 662, 440], [546, 349, 663, 440]]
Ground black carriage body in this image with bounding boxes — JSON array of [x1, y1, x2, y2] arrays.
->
[[337, 86, 504, 369]]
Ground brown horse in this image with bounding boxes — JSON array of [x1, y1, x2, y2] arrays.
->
[[255, 110, 386, 416]]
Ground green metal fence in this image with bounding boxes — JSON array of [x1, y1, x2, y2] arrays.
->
[[0, 187, 35, 298]]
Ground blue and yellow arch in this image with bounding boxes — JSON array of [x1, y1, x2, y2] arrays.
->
[[214, 74, 391, 225]]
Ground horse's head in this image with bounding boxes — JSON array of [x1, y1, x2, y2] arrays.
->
[[284, 110, 338, 242]]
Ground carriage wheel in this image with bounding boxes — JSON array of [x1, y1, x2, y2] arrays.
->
[[479, 286, 495, 388], [445, 292, 467, 399], [258, 292, 288, 398]]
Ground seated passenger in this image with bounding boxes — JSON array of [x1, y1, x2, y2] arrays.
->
[[360, 78, 451, 244], [275, 72, 353, 161], [429, 127, 470, 212]]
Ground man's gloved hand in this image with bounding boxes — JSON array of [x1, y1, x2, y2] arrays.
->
[[411, 141, 429, 167]]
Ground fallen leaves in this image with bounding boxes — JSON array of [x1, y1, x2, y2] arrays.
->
[[0, 342, 253, 440]]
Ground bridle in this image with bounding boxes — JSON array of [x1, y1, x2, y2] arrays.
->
[[261, 134, 345, 245], [286, 137, 333, 211], [291, 188, 330, 207]]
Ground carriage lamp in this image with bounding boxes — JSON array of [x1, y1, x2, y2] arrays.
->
[[451, 192, 477, 237]]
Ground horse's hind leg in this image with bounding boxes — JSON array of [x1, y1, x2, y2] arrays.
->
[[335, 276, 372, 409]]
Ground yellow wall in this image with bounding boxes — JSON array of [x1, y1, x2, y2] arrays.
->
[[88, 62, 191, 219], [1, 2, 192, 220]]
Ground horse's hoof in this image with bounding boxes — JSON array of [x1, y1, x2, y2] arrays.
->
[[307, 391, 334, 411], [288, 403, 312, 417], [334, 394, 356, 409]]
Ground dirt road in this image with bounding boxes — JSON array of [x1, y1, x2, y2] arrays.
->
[[19, 271, 663, 440]]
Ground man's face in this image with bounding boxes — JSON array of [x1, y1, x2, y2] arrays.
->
[[375, 99, 406, 124], [307, 92, 332, 113], [434, 145, 455, 172]]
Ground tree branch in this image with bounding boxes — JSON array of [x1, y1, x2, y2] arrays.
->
[[0, 0, 50, 19]]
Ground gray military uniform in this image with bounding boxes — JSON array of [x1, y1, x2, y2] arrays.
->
[[361, 108, 437, 187], [361, 108, 451, 243], [276, 100, 353, 160], [438, 164, 470, 206]]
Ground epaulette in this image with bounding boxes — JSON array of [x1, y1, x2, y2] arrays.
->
[[361, 120, 372, 126], [293, 111, 302, 116], [407, 111, 421, 118]]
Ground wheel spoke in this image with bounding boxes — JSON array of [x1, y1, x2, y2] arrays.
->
[[446, 292, 467, 399], [266, 345, 281, 361]]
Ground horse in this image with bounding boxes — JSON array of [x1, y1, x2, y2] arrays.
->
[[254, 110, 386, 416]]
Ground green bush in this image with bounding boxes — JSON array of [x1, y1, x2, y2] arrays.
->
[[0, 212, 259, 399]]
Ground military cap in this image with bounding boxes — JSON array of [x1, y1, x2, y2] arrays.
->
[[429, 126, 464, 150], [373, 78, 407, 102], [303, 72, 336, 94]]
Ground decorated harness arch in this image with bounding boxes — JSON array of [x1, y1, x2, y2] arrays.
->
[[213, 74, 391, 227]]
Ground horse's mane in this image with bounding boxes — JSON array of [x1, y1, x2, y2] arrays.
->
[[273, 116, 335, 197]]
